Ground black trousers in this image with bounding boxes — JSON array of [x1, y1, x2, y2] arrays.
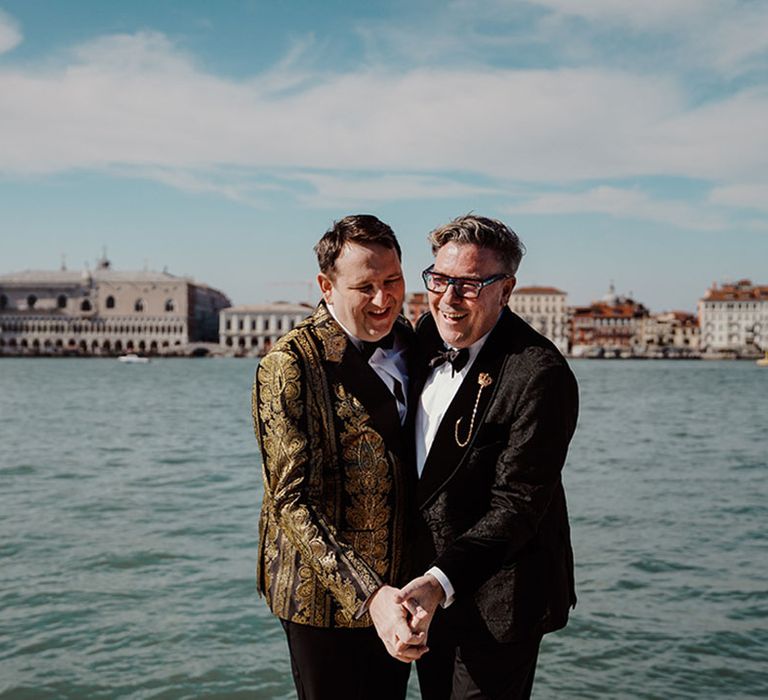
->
[[281, 620, 411, 700], [416, 612, 542, 700]]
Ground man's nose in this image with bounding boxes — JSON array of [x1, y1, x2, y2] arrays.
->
[[442, 283, 460, 304], [371, 287, 387, 306]]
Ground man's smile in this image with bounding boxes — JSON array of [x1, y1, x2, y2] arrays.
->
[[368, 307, 392, 318], [439, 309, 468, 321]]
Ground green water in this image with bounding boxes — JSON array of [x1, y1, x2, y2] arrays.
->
[[1, 359, 766, 698]]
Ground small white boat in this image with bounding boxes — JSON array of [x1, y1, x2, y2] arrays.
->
[[118, 353, 150, 364]]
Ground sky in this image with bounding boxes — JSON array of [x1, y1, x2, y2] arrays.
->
[[1, 0, 766, 312]]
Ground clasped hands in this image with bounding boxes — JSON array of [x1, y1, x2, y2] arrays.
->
[[368, 574, 446, 663]]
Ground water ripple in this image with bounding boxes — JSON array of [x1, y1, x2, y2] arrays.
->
[[1, 358, 767, 699]]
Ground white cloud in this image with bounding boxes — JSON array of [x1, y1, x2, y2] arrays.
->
[[0, 9, 22, 54], [710, 183, 768, 212], [527, 0, 768, 75], [0, 35, 698, 179], [0, 26, 766, 226], [294, 173, 503, 208], [697, 6, 768, 74], [508, 186, 727, 231], [119, 166, 284, 207], [528, 0, 718, 30]]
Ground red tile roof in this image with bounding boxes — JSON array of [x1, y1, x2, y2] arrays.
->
[[702, 280, 768, 301]]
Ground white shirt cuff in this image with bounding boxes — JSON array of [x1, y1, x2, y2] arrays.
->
[[427, 566, 455, 608]]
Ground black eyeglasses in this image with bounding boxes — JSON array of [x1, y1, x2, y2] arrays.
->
[[422, 265, 510, 299]]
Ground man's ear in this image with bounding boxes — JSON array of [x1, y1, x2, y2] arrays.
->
[[500, 275, 516, 306], [317, 272, 333, 303]]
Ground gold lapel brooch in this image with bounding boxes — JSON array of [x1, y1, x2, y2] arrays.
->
[[454, 372, 493, 448]]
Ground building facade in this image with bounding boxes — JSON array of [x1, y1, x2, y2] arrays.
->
[[508, 286, 569, 353], [570, 285, 650, 357], [0, 259, 230, 355], [639, 311, 700, 357], [698, 279, 768, 355], [219, 302, 313, 355]]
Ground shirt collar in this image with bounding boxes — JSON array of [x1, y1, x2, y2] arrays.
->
[[442, 318, 497, 366], [327, 303, 384, 352]]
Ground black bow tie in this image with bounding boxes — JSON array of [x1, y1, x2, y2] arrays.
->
[[360, 331, 395, 362], [429, 347, 469, 375]]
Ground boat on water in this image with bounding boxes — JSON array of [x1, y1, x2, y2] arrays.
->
[[118, 353, 150, 364], [757, 351, 768, 367]]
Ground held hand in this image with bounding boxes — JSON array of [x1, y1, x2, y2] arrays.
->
[[395, 574, 446, 637], [368, 585, 428, 663]]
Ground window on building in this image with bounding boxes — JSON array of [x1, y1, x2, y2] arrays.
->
[[238, 319, 244, 331], [165, 299, 175, 312], [135, 299, 145, 312], [0, 294, 7, 309], [277, 318, 283, 331], [27, 294, 37, 309], [225, 319, 231, 330], [106, 296, 115, 309], [57, 295, 67, 309], [81, 299, 92, 311]]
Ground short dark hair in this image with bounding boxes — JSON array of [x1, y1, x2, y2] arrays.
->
[[314, 215, 401, 275], [428, 214, 525, 275]]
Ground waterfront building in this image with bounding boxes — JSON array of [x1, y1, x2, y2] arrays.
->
[[508, 286, 569, 353], [570, 285, 649, 357], [0, 258, 230, 356], [219, 302, 313, 355], [698, 279, 768, 355], [639, 311, 700, 357]]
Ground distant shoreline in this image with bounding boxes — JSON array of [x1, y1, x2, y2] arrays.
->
[[2, 353, 763, 362]]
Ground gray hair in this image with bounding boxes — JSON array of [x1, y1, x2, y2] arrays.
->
[[428, 214, 525, 275]]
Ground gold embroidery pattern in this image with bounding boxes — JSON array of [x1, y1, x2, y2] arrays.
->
[[253, 310, 394, 628], [315, 305, 347, 362], [335, 384, 391, 577]]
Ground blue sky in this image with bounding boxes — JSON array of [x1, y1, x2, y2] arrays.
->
[[1, 0, 766, 311]]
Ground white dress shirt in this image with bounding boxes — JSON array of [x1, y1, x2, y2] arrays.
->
[[415, 329, 492, 476], [327, 304, 408, 424], [416, 327, 494, 606]]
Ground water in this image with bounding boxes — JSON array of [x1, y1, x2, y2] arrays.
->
[[1, 359, 766, 699]]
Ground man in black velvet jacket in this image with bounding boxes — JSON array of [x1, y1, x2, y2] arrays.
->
[[398, 215, 579, 699]]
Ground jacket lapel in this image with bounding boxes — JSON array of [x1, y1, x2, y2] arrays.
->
[[313, 303, 406, 455], [417, 312, 509, 508]]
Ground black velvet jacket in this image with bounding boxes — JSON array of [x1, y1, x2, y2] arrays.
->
[[415, 307, 578, 642]]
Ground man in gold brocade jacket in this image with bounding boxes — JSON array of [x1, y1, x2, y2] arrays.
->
[[252, 215, 424, 700]]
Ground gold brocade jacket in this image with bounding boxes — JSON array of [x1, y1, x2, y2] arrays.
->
[[252, 303, 414, 628]]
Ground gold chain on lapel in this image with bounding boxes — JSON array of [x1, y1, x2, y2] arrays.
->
[[454, 372, 493, 447]]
